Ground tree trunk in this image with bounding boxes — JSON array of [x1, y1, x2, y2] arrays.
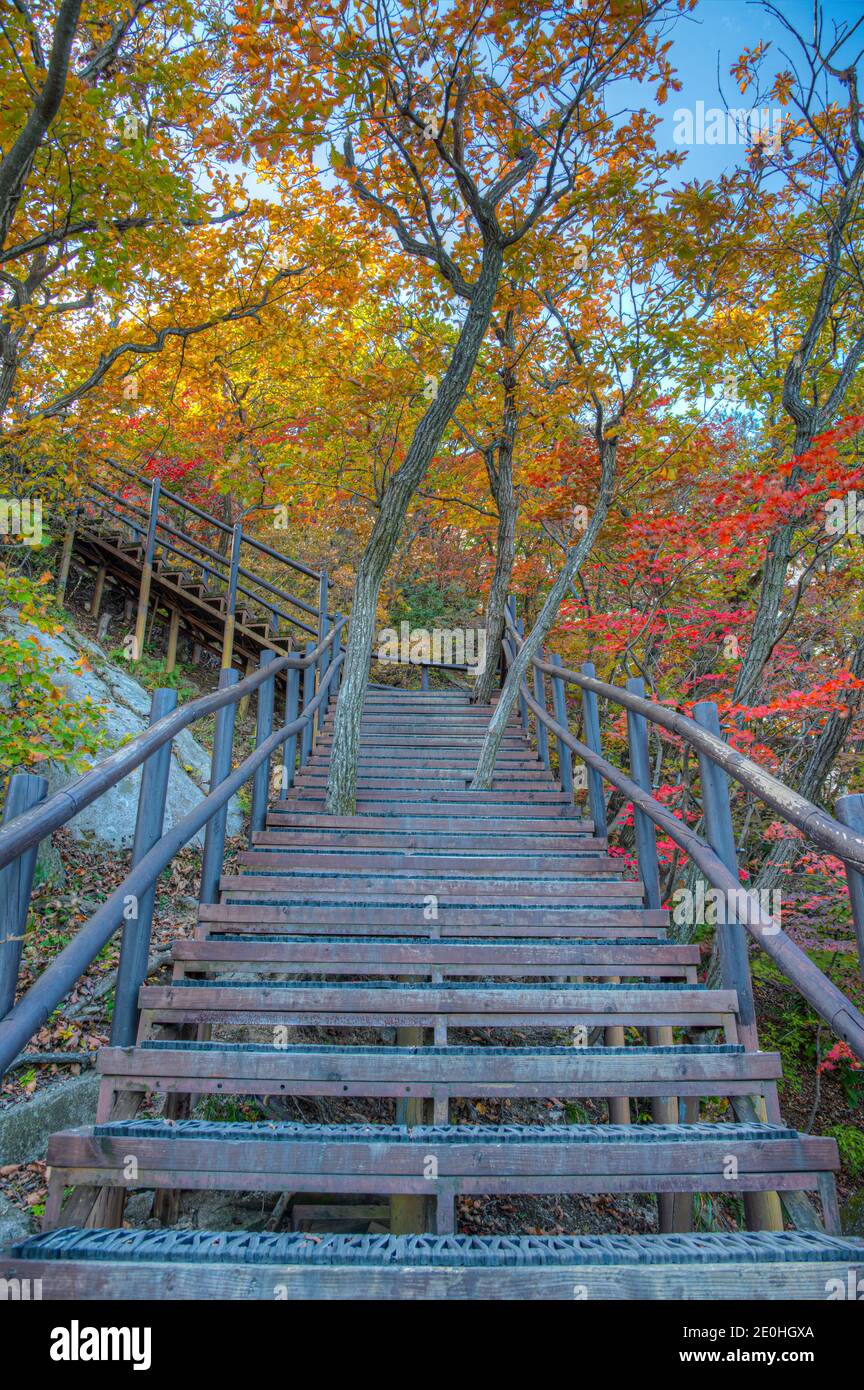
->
[[731, 427, 814, 706], [473, 489, 516, 704], [326, 238, 505, 814], [0, 327, 18, 420], [473, 367, 518, 705], [471, 436, 617, 788], [0, 0, 83, 252]]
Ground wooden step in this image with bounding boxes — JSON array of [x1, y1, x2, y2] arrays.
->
[[7, 1229, 860, 1300], [362, 695, 478, 704], [233, 851, 624, 876], [197, 903, 669, 934], [283, 789, 576, 804], [294, 771, 556, 785], [265, 812, 596, 831], [343, 738, 520, 749], [302, 755, 539, 770], [42, 1121, 839, 1235], [96, 1041, 782, 1123], [218, 876, 642, 901], [179, 579, 211, 596], [251, 835, 609, 856], [254, 829, 607, 851], [170, 936, 699, 980], [137, 980, 739, 1039], [272, 801, 588, 820], [312, 739, 529, 750], [292, 775, 557, 791]]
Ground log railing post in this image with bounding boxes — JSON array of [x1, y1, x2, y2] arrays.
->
[[220, 524, 242, 671], [315, 570, 329, 735], [625, 676, 661, 911], [165, 608, 180, 673], [626, 676, 671, 1226], [532, 653, 550, 771], [133, 479, 161, 662], [199, 669, 240, 905], [0, 773, 48, 1019], [837, 794, 864, 984], [90, 565, 107, 619], [332, 614, 343, 700], [111, 689, 177, 1045], [692, 702, 758, 1043], [280, 665, 301, 799], [588, 669, 630, 1131], [56, 507, 77, 604], [575, 662, 623, 1123], [299, 641, 315, 769], [515, 619, 529, 736], [249, 651, 276, 843], [691, 700, 783, 1234], [549, 653, 573, 797], [580, 662, 607, 838]]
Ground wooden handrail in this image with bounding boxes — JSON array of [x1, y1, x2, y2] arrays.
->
[[0, 648, 344, 1075], [98, 458, 321, 580], [0, 485, 342, 1072], [0, 620, 347, 872], [501, 627, 864, 1060], [84, 482, 320, 625], [504, 610, 864, 874]]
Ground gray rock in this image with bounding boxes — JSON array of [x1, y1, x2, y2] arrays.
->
[[190, 1192, 275, 1232], [0, 610, 242, 849], [841, 1192, 864, 1237], [0, 1190, 32, 1247], [34, 836, 65, 889], [0, 1071, 101, 1165]]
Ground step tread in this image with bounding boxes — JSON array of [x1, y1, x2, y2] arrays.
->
[[86, 1120, 800, 1144], [12, 1228, 862, 1268], [132, 1040, 745, 1056], [154, 979, 712, 992], [203, 934, 678, 946]]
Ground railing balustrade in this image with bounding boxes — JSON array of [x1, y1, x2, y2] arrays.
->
[[503, 606, 864, 1060], [0, 620, 347, 1070]]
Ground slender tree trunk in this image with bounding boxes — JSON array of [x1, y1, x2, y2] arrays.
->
[[731, 423, 815, 706], [473, 487, 517, 703], [326, 238, 505, 814], [473, 367, 518, 704], [471, 436, 617, 788], [0, 327, 18, 419]]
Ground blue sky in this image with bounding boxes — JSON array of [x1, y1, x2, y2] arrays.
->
[[651, 0, 864, 179]]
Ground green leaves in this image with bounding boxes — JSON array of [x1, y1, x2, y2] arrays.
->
[[0, 569, 109, 784]]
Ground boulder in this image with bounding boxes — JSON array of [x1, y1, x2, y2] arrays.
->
[[1, 610, 242, 849], [0, 1071, 101, 1165]]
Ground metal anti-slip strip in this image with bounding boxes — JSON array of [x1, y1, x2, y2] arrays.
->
[[137, 1041, 745, 1056], [89, 1120, 796, 1144], [14, 1229, 864, 1268]]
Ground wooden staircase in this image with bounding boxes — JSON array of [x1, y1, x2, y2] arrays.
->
[[59, 462, 324, 677], [4, 688, 864, 1299]]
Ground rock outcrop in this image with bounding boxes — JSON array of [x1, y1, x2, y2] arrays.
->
[[1, 611, 242, 851]]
